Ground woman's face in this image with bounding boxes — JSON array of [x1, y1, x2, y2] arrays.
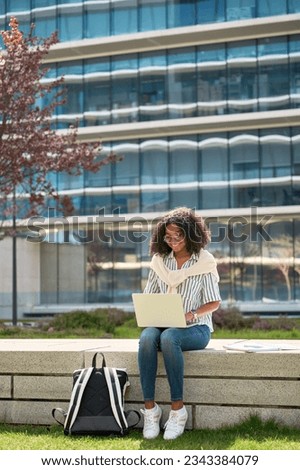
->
[[164, 223, 186, 253]]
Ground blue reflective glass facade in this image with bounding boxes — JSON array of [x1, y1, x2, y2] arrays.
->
[[1, 1, 299, 41], [1, 1, 300, 317], [41, 35, 300, 128], [54, 127, 300, 215]]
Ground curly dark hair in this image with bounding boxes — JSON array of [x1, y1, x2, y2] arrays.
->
[[150, 207, 210, 256]]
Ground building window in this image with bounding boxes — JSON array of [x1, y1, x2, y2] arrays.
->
[[139, 51, 167, 121], [84, 58, 111, 126], [139, 0, 167, 31], [229, 130, 260, 207], [257, 0, 287, 17], [167, 0, 196, 27], [111, 0, 138, 35], [140, 139, 169, 212], [197, 44, 227, 115], [258, 37, 289, 111], [168, 48, 197, 119], [197, 0, 225, 24], [200, 133, 229, 209], [226, 0, 255, 20], [169, 136, 199, 208], [111, 54, 138, 124], [85, 1, 110, 38], [260, 128, 291, 206], [227, 40, 258, 113], [58, 2, 83, 41]]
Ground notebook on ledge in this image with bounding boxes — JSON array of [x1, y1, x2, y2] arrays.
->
[[132, 293, 187, 328]]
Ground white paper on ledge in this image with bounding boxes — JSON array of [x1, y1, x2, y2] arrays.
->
[[223, 341, 300, 353]]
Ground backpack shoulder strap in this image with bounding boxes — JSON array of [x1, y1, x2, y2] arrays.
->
[[64, 367, 94, 433], [52, 407, 67, 426], [103, 367, 129, 433]]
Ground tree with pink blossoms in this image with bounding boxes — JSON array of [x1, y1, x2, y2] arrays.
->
[[0, 17, 116, 217], [0, 18, 119, 324]]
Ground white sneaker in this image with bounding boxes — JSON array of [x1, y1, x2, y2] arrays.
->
[[163, 406, 188, 440], [140, 404, 162, 439]]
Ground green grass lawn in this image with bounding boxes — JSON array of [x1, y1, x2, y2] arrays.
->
[[0, 325, 299, 340], [0, 416, 300, 450]]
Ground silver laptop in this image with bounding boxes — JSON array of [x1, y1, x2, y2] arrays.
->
[[132, 293, 187, 328]]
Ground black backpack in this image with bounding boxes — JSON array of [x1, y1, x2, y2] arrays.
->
[[52, 352, 140, 436]]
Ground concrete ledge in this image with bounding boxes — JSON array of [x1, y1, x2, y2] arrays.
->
[[0, 338, 299, 429]]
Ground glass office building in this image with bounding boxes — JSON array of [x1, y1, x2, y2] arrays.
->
[[1, 1, 300, 317]]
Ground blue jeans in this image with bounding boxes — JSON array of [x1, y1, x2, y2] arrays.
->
[[138, 325, 211, 402]]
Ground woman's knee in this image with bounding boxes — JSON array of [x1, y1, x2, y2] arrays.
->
[[160, 328, 180, 350], [139, 327, 161, 347]]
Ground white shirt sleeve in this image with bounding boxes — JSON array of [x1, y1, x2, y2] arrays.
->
[[201, 273, 221, 305]]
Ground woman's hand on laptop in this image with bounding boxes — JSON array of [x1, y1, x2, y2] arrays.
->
[[186, 310, 198, 325], [199, 301, 221, 315], [186, 301, 221, 324]]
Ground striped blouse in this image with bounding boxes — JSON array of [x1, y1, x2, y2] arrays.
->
[[144, 251, 221, 332]]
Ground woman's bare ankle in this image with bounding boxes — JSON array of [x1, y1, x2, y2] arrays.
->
[[171, 400, 184, 411], [145, 400, 155, 410]]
